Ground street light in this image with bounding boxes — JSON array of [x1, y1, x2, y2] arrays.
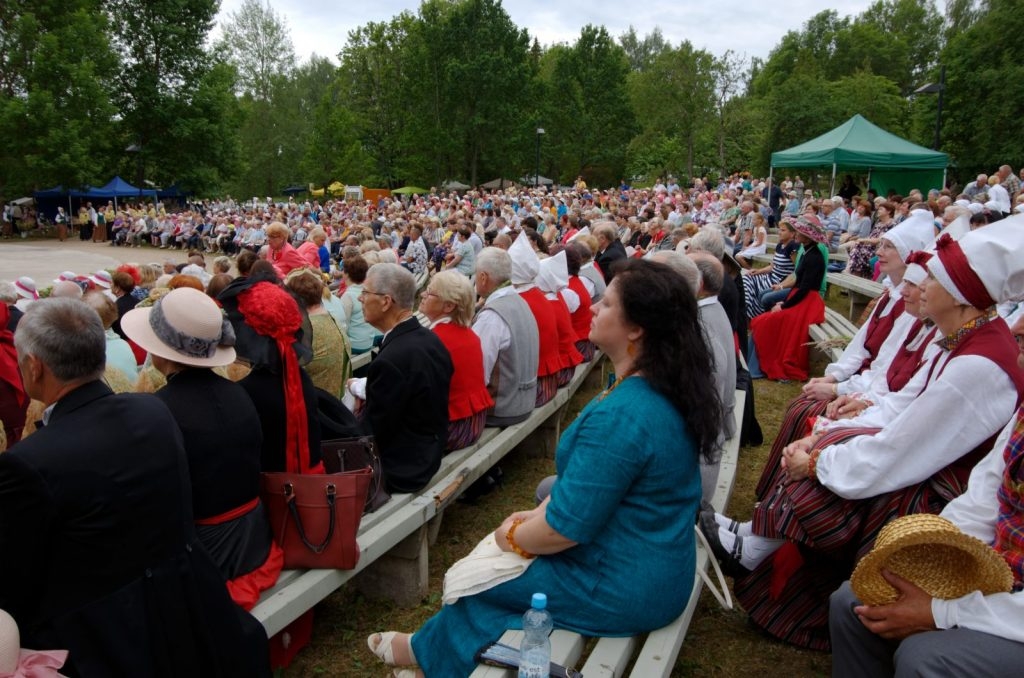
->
[[535, 128, 545, 189], [913, 65, 945, 150]]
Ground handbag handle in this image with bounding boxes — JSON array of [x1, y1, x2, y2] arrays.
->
[[283, 482, 337, 554]]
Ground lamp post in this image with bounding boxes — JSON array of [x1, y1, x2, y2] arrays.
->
[[914, 65, 945, 150], [535, 128, 545, 188]]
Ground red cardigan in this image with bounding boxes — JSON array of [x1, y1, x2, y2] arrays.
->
[[519, 287, 563, 377], [549, 294, 582, 369], [567, 276, 593, 341], [432, 322, 494, 420]]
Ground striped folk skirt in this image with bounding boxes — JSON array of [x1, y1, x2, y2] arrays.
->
[[755, 393, 831, 500], [574, 340, 596, 363], [555, 366, 574, 388], [735, 426, 973, 651], [445, 410, 488, 452], [535, 374, 559, 407]]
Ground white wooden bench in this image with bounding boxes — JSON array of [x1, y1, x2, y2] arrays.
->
[[251, 353, 607, 637], [826, 272, 883, 321], [470, 388, 746, 678], [809, 307, 860, 364]]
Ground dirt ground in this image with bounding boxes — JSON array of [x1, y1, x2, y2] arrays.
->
[[0, 235, 193, 285]]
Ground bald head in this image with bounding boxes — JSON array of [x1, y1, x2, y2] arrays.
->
[[688, 252, 724, 298], [50, 280, 84, 299]]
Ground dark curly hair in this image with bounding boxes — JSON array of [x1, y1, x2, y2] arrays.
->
[[613, 259, 724, 463]]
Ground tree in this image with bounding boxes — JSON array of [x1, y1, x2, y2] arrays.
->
[[939, 0, 1024, 176], [0, 0, 119, 195], [619, 26, 669, 72], [215, 0, 296, 101], [544, 25, 635, 184], [337, 15, 418, 187], [711, 51, 750, 175], [107, 0, 238, 189], [629, 41, 715, 179]]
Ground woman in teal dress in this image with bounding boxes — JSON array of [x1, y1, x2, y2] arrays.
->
[[368, 259, 724, 677]]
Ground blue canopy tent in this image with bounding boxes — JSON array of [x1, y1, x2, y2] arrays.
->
[[32, 185, 75, 222], [74, 176, 157, 210]]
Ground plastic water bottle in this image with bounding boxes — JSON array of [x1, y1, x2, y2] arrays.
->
[[519, 592, 553, 678]]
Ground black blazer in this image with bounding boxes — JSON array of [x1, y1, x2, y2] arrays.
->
[[239, 365, 322, 473], [156, 368, 263, 519], [364, 317, 453, 493], [595, 239, 627, 283], [0, 381, 268, 677]]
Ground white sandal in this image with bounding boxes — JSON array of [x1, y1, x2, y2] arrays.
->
[[367, 632, 416, 667]]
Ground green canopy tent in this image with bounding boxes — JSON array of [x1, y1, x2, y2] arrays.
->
[[770, 114, 949, 197], [391, 186, 428, 195]]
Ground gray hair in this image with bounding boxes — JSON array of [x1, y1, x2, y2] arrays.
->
[[14, 297, 105, 382], [475, 247, 512, 284], [689, 252, 724, 296], [688, 228, 726, 260], [650, 251, 700, 297], [0, 281, 16, 303], [366, 263, 416, 310], [50, 280, 84, 299]]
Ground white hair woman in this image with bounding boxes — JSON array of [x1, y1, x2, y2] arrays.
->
[[418, 271, 493, 451]]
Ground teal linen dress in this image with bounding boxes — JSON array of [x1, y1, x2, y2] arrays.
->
[[410, 376, 701, 676]]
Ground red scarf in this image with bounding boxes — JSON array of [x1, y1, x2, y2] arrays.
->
[[237, 283, 310, 473]]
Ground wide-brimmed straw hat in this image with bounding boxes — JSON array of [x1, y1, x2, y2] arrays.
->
[[121, 287, 236, 368], [851, 514, 1013, 606], [792, 214, 828, 244]]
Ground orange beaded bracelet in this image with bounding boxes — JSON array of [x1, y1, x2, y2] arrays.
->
[[506, 519, 536, 559]]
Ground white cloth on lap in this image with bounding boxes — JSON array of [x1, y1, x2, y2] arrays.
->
[[441, 533, 534, 605]]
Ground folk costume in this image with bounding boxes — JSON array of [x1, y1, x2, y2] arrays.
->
[[729, 220, 1024, 650]]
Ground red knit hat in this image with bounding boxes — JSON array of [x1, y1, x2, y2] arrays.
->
[[237, 281, 311, 472]]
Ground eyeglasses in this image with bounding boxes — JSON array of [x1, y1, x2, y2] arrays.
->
[[358, 289, 388, 300]]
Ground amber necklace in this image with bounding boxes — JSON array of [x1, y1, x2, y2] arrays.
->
[[598, 369, 637, 401]]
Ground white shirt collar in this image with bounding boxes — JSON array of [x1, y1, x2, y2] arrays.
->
[[697, 296, 719, 307]]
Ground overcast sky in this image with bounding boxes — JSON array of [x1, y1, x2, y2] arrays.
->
[[212, 0, 878, 65]]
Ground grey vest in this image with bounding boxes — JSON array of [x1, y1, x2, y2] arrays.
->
[[579, 264, 606, 302], [484, 292, 539, 425]]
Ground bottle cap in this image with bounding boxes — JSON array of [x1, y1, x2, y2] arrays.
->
[[531, 593, 547, 610]]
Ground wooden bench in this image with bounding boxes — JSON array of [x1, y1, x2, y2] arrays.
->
[[470, 388, 746, 678], [251, 353, 607, 637], [809, 307, 860, 364], [826, 272, 884, 320]]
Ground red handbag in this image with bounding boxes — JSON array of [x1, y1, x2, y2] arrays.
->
[[261, 468, 372, 570]]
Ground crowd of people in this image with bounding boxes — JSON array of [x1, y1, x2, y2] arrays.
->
[[1, 167, 1024, 676]]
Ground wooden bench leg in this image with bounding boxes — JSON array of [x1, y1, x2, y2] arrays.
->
[[517, 406, 564, 459], [584, 357, 607, 392], [354, 525, 429, 607], [426, 508, 445, 547]]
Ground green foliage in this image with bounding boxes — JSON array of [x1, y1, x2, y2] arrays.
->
[[540, 25, 635, 184], [0, 0, 1014, 196], [108, 0, 239, 191], [0, 0, 119, 195], [940, 0, 1024, 176], [216, 0, 297, 101]]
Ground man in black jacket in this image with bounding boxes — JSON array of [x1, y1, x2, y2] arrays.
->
[[360, 264, 453, 493], [593, 222, 627, 284], [0, 297, 268, 677]]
